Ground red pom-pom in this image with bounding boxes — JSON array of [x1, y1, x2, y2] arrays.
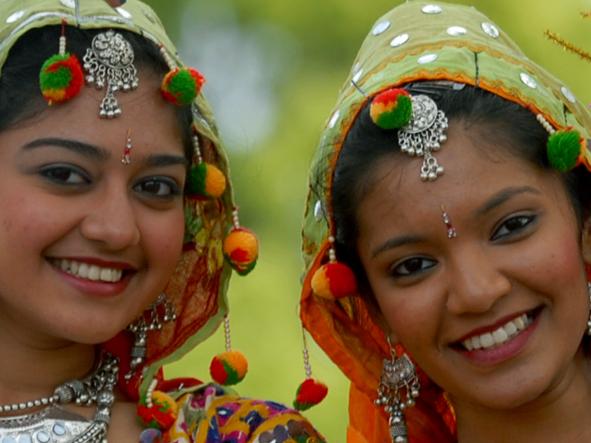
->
[[137, 391, 178, 431], [311, 262, 357, 299], [293, 378, 328, 411], [369, 88, 412, 129]]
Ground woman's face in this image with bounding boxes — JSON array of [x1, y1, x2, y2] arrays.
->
[[356, 122, 589, 411], [0, 70, 187, 346]]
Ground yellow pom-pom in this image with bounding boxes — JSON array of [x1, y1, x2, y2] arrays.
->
[[311, 262, 357, 300], [223, 227, 259, 275], [210, 350, 249, 385]]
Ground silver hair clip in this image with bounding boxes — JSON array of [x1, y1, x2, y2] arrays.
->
[[83, 30, 139, 118], [398, 95, 448, 181]]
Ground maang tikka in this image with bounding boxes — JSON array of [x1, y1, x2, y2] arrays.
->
[[83, 30, 139, 118], [369, 88, 449, 181]]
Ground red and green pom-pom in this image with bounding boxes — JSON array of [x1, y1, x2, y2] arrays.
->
[[223, 227, 259, 275], [293, 378, 328, 411], [161, 67, 205, 106], [210, 350, 248, 386], [369, 88, 412, 129], [547, 129, 583, 172], [311, 262, 357, 300], [39, 53, 84, 105], [186, 162, 226, 198], [137, 391, 178, 431]]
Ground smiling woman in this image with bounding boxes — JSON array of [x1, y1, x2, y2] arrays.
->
[[300, 2, 591, 443], [0, 1, 323, 442]]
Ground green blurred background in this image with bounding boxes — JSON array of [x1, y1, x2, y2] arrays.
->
[[142, 0, 591, 440]]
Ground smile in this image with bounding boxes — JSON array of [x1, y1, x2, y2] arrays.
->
[[461, 312, 533, 351], [51, 259, 124, 283]]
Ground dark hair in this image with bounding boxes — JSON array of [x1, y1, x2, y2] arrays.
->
[[0, 25, 193, 160], [331, 83, 591, 290]]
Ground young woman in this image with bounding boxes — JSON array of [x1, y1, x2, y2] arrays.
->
[[0, 0, 322, 441], [300, 2, 591, 442]]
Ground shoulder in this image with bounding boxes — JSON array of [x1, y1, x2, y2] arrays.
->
[[165, 384, 325, 442]]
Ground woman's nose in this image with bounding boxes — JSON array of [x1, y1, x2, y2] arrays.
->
[[446, 245, 512, 315], [79, 185, 140, 250]]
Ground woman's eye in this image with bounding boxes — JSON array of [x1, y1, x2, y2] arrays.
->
[[134, 177, 181, 198], [491, 214, 536, 241], [391, 257, 437, 278], [39, 165, 89, 185]]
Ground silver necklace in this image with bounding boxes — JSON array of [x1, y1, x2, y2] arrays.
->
[[0, 355, 118, 443]]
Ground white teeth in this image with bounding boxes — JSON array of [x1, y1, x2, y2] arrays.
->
[[52, 259, 124, 283], [461, 313, 531, 351]]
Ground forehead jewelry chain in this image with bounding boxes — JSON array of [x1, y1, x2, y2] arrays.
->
[[440, 205, 457, 239], [121, 129, 132, 165]]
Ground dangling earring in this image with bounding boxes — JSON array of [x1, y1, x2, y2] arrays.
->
[[126, 293, 176, 380], [293, 327, 328, 411], [586, 282, 591, 336], [375, 344, 421, 443], [39, 19, 84, 105], [209, 314, 248, 386]]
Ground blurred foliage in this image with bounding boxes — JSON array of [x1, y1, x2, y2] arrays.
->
[[143, 0, 591, 440]]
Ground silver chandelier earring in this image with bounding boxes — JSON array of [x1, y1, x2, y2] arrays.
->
[[126, 293, 176, 380], [587, 282, 591, 336], [375, 347, 421, 443]]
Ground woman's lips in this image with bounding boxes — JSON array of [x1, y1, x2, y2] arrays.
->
[[452, 309, 541, 366]]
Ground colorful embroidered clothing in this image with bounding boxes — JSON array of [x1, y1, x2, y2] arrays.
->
[[139, 384, 324, 443]]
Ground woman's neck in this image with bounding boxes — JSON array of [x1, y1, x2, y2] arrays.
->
[[454, 351, 591, 443], [0, 318, 96, 408]]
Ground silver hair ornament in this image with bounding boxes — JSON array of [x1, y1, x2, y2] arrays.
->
[[398, 95, 448, 181], [83, 30, 139, 118]]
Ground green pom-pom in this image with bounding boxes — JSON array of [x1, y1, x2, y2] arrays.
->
[[369, 88, 413, 129], [186, 163, 207, 195], [547, 130, 582, 172]]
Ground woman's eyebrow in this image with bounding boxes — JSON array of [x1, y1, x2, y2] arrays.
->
[[143, 153, 188, 168], [372, 234, 425, 258], [476, 186, 541, 216], [22, 137, 110, 161]]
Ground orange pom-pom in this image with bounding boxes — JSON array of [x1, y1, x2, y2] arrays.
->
[[223, 227, 259, 275], [369, 88, 412, 129], [311, 262, 357, 299], [293, 378, 328, 411], [137, 390, 178, 430], [209, 350, 248, 385]]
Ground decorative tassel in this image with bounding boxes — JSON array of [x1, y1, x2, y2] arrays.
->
[[159, 45, 205, 106], [547, 129, 583, 172], [186, 134, 227, 198], [223, 209, 259, 275], [210, 315, 249, 386], [39, 20, 83, 105], [369, 88, 412, 129], [161, 68, 205, 106], [137, 379, 179, 431], [293, 329, 328, 411], [311, 236, 357, 300], [545, 30, 591, 63]]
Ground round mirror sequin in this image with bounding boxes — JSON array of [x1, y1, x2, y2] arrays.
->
[[314, 200, 324, 221], [481, 22, 499, 38], [422, 4, 443, 14], [59, 0, 76, 8], [6, 10, 24, 23], [561, 86, 576, 103], [418, 53, 438, 64], [390, 33, 410, 47], [352, 69, 364, 83], [328, 109, 340, 129], [447, 26, 467, 36], [520, 72, 537, 89], [372, 20, 391, 36], [116, 7, 132, 19]]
